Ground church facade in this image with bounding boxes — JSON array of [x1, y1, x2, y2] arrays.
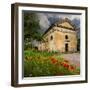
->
[[38, 18, 77, 52]]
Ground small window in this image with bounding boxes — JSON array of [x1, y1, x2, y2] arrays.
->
[[65, 35, 68, 39], [50, 35, 53, 40]]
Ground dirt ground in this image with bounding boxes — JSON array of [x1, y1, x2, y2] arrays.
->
[[62, 53, 80, 67]]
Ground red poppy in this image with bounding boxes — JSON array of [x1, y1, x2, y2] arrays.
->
[[68, 65, 75, 71], [62, 62, 69, 68], [51, 58, 58, 64]]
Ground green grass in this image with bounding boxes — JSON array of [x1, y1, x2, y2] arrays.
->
[[24, 49, 80, 77]]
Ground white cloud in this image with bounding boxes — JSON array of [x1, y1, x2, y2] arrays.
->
[[37, 13, 50, 30]]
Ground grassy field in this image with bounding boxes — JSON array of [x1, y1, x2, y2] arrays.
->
[[24, 49, 80, 77]]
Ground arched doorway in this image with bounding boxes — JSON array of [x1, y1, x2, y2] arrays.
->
[[65, 43, 68, 52]]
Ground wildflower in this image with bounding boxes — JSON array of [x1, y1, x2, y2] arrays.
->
[[51, 58, 58, 64], [62, 62, 69, 68], [68, 65, 75, 71]]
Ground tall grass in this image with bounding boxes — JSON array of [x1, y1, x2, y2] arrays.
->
[[24, 50, 80, 77]]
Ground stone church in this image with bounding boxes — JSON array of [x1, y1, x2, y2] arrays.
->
[[38, 18, 77, 52]]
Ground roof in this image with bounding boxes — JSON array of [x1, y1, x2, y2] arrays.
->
[[43, 23, 55, 36], [43, 18, 76, 36]]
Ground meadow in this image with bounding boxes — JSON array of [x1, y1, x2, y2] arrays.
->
[[24, 49, 80, 77]]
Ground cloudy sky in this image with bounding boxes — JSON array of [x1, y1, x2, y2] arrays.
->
[[24, 11, 81, 35], [36, 12, 80, 34]]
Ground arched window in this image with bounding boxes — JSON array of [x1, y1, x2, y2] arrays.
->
[[65, 35, 68, 39], [50, 35, 53, 40]]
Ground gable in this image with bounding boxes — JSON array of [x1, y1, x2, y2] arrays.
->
[[43, 18, 75, 37], [58, 22, 74, 29]]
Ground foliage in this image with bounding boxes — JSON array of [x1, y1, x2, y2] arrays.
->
[[24, 50, 80, 77], [24, 12, 42, 49]]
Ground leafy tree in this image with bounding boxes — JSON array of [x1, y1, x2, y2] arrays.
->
[[24, 12, 42, 40], [24, 12, 42, 49]]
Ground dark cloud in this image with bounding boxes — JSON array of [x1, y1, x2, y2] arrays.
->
[[37, 13, 80, 34]]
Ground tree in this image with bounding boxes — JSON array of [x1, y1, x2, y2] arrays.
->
[[24, 12, 42, 49], [24, 12, 42, 40]]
